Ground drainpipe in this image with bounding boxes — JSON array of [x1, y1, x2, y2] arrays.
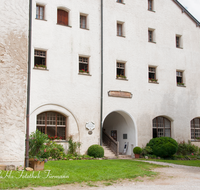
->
[[100, 0, 103, 145], [25, 0, 32, 167]]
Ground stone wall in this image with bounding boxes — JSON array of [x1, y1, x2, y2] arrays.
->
[[0, 0, 28, 166]]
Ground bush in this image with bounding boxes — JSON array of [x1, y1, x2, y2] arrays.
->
[[141, 146, 153, 156], [147, 137, 178, 158], [68, 135, 81, 155], [177, 141, 199, 155], [88, 145, 104, 158], [133, 147, 142, 154]]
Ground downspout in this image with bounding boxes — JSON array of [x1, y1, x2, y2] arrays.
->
[[25, 0, 32, 167], [100, 0, 103, 145]]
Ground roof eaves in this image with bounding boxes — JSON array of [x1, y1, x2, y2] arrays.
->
[[172, 0, 200, 27]]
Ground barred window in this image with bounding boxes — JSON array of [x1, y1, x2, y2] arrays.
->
[[79, 57, 89, 73], [37, 112, 66, 140], [116, 62, 125, 77], [148, 30, 153, 42], [149, 67, 156, 79], [153, 117, 171, 138], [191, 118, 200, 139], [34, 50, 46, 67]]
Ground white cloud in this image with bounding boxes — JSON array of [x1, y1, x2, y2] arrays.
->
[[178, 0, 200, 21]]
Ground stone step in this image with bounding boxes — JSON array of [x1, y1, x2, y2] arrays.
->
[[102, 145, 117, 158]]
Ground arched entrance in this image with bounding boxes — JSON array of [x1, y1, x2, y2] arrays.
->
[[103, 111, 137, 155]]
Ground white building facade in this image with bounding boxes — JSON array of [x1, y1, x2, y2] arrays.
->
[[1, 0, 200, 167]]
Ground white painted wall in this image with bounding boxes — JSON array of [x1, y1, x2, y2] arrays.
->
[[30, 0, 200, 155], [0, 0, 28, 166]]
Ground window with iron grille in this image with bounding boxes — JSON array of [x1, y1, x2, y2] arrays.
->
[[149, 67, 157, 82], [148, 30, 153, 42], [117, 0, 123, 3], [148, 0, 153, 11], [36, 5, 44, 20], [191, 118, 200, 139], [80, 15, 87, 29], [117, 23, 123, 36], [37, 112, 67, 140], [34, 50, 46, 68], [116, 62, 126, 78], [153, 117, 171, 138], [176, 71, 184, 85], [57, 9, 69, 26], [176, 36, 180, 48], [79, 57, 89, 73]]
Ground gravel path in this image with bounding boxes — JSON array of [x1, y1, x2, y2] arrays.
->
[[23, 161, 200, 190]]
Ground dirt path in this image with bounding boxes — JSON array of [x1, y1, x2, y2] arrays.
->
[[23, 161, 200, 190]]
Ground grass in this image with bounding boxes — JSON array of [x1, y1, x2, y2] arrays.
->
[[142, 159, 200, 167], [0, 160, 160, 189]]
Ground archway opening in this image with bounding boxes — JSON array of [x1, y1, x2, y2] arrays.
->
[[103, 111, 136, 155]]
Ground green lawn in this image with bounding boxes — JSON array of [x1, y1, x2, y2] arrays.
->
[[143, 159, 200, 167], [0, 160, 160, 189]]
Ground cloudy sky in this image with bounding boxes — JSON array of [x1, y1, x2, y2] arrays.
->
[[178, 0, 200, 21]]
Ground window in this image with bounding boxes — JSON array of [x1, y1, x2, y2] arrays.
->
[[148, 29, 154, 42], [153, 117, 171, 138], [176, 71, 184, 86], [117, 23, 123, 36], [117, 0, 123, 3], [57, 9, 68, 26], [80, 15, 87, 29], [149, 67, 157, 82], [34, 50, 46, 68], [36, 5, 44, 20], [116, 62, 126, 79], [79, 57, 89, 73], [37, 112, 67, 140], [148, 0, 153, 11], [176, 35, 182, 48], [191, 118, 200, 139]]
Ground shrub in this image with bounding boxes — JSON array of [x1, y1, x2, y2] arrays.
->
[[133, 147, 142, 154], [147, 137, 178, 158], [88, 145, 104, 158], [68, 135, 81, 155], [176, 141, 199, 155], [141, 146, 153, 156]]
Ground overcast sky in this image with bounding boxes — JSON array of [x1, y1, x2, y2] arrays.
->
[[178, 0, 200, 21]]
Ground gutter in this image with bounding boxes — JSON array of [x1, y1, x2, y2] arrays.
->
[[100, 0, 103, 145], [25, 0, 32, 167]]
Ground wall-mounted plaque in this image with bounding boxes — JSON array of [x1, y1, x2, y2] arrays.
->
[[86, 122, 95, 131], [108, 91, 132, 98]]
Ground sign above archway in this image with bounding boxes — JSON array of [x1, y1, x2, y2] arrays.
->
[[108, 91, 132, 98]]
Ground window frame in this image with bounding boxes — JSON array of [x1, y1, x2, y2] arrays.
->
[[80, 14, 87, 29], [191, 118, 200, 140], [153, 116, 171, 138], [176, 70, 185, 86], [37, 111, 67, 140], [34, 50, 47, 69], [57, 9, 69, 26], [148, 0, 154, 11], [79, 56, 89, 74], [176, 35, 183, 48], [116, 62, 126, 79], [117, 22, 125, 37], [36, 5, 45, 20], [148, 29, 155, 43], [149, 66, 158, 83], [116, 0, 124, 4]]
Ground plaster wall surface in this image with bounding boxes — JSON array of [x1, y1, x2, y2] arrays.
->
[[103, 0, 200, 148], [0, 0, 28, 166], [30, 0, 200, 155], [30, 0, 101, 154]]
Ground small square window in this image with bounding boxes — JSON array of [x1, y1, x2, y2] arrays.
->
[[148, 0, 154, 11], [123, 134, 127, 139], [117, 23, 123, 36], [176, 71, 184, 86], [34, 50, 46, 68], [148, 29, 155, 42], [80, 15, 87, 29], [117, 0, 123, 3], [149, 67, 157, 83], [79, 57, 89, 74], [36, 5, 44, 20], [116, 62, 126, 79]]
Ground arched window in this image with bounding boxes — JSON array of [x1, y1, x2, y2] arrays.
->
[[57, 9, 68, 26], [37, 112, 66, 139], [191, 118, 200, 139], [153, 116, 171, 138]]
